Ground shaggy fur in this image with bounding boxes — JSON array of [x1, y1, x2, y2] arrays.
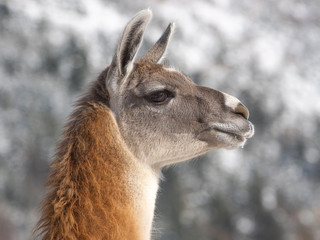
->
[[36, 69, 142, 240]]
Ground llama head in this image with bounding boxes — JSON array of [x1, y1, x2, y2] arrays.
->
[[106, 9, 254, 168]]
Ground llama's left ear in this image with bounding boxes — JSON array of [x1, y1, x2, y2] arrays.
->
[[139, 22, 175, 64], [107, 9, 152, 91]]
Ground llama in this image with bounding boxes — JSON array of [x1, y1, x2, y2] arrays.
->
[[36, 9, 254, 240]]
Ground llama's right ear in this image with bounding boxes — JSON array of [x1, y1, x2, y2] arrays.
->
[[107, 9, 152, 92], [139, 22, 175, 64]]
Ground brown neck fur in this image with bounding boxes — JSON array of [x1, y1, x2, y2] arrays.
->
[[35, 68, 142, 240]]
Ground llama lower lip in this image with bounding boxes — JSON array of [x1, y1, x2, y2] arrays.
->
[[213, 128, 245, 141]]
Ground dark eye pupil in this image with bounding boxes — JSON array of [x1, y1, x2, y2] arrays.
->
[[149, 91, 168, 103]]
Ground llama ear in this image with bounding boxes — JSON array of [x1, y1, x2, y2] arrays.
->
[[139, 22, 175, 64], [107, 9, 152, 91]]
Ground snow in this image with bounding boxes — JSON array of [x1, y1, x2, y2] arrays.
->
[[1, 0, 320, 239], [192, 2, 248, 41], [236, 217, 255, 234], [252, 35, 285, 73]]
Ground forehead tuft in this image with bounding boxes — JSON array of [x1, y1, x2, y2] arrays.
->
[[134, 62, 164, 74], [134, 62, 181, 75], [163, 66, 180, 73], [132, 62, 192, 90]]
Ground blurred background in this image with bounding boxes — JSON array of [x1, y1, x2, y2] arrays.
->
[[1, 0, 320, 239]]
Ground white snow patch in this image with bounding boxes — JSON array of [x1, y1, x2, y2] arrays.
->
[[253, 35, 286, 73], [218, 149, 243, 174], [236, 217, 255, 234], [0, 125, 9, 155], [192, 2, 248, 41], [9, 0, 124, 36], [281, 66, 320, 118], [262, 186, 277, 210]]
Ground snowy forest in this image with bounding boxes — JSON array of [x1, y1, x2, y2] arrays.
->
[[1, 0, 320, 239]]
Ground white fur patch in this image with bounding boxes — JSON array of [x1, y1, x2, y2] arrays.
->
[[128, 163, 159, 239], [164, 66, 179, 73], [223, 93, 240, 111]]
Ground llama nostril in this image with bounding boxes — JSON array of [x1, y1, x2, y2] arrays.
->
[[234, 103, 249, 119]]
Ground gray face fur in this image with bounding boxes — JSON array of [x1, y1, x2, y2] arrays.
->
[[106, 10, 254, 169]]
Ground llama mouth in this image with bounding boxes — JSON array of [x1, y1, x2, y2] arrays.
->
[[207, 122, 254, 140]]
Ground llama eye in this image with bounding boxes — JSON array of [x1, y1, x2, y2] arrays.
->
[[147, 90, 172, 104]]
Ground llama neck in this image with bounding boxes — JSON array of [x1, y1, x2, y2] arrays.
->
[[37, 99, 159, 240]]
